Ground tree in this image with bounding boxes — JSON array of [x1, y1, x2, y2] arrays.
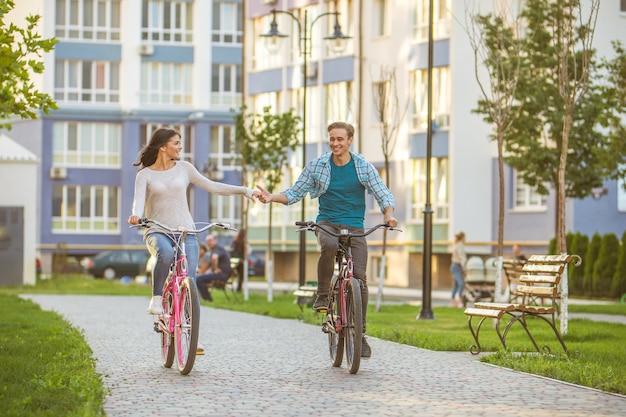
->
[[568, 232, 588, 296], [0, 0, 58, 129], [234, 106, 301, 301], [612, 231, 626, 299], [466, 3, 526, 302], [583, 232, 601, 297], [371, 66, 408, 311], [502, 0, 626, 253], [592, 233, 619, 298]]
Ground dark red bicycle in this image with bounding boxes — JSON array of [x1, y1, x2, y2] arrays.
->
[[296, 221, 401, 374]]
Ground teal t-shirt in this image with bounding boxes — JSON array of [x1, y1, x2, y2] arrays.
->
[[317, 158, 365, 228]]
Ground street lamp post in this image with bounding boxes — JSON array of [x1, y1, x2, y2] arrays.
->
[[261, 7, 350, 287], [418, 0, 435, 320]]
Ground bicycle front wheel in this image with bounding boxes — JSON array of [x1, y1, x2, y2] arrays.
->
[[345, 279, 363, 374], [161, 289, 175, 368], [175, 278, 200, 375], [328, 282, 344, 367]]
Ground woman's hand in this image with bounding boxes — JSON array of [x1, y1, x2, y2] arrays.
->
[[127, 215, 140, 225]]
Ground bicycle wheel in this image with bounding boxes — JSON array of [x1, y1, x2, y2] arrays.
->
[[328, 282, 344, 367], [174, 278, 200, 375], [161, 288, 175, 368], [345, 279, 363, 374]]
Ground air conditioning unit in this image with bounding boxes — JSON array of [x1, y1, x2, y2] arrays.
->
[[138, 44, 154, 56], [50, 167, 67, 180]]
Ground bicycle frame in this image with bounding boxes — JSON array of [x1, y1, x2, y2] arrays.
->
[[328, 233, 354, 336]]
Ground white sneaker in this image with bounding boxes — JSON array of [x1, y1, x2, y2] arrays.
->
[[147, 296, 163, 315]]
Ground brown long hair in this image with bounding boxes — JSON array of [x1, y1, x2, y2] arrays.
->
[[133, 127, 180, 168]]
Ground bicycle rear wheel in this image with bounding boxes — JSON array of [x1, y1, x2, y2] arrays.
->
[[345, 279, 363, 374], [328, 282, 344, 367], [161, 289, 175, 368], [175, 278, 200, 375]]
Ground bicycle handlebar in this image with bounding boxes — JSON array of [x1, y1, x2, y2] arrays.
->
[[295, 221, 402, 238], [130, 218, 237, 234]]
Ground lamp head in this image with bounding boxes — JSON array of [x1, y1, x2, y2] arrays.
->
[[323, 16, 351, 54], [261, 10, 288, 54]]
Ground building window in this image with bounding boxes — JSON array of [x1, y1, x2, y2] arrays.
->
[[140, 62, 192, 105], [212, 2, 243, 44], [325, 82, 354, 127], [211, 64, 242, 108], [54, 60, 120, 103], [373, 0, 388, 37], [411, 158, 449, 222], [141, 123, 194, 163], [52, 185, 119, 233], [513, 173, 547, 211], [209, 195, 242, 227], [141, 0, 193, 43], [210, 125, 238, 170], [411, 67, 450, 131], [413, 0, 451, 42], [55, 0, 121, 41], [52, 122, 121, 167]]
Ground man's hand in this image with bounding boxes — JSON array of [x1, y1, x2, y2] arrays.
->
[[383, 206, 398, 228], [256, 185, 272, 203]]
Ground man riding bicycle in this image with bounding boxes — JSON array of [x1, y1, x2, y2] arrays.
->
[[257, 121, 398, 358]]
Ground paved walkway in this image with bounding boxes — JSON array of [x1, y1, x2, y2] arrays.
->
[[23, 294, 626, 417]]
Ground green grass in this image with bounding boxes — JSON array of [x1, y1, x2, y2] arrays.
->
[[3, 273, 626, 406], [0, 293, 107, 417]]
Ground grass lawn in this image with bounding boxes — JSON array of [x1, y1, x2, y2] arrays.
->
[[1, 272, 625, 416]]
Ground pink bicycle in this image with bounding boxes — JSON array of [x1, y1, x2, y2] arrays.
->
[[132, 218, 235, 375]]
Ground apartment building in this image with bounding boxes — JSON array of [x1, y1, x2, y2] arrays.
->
[[4, 0, 625, 287], [7, 0, 246, 272], [243, 0, 626, 288]]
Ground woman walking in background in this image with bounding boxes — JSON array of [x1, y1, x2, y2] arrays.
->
[[450, 232, 467, 308]]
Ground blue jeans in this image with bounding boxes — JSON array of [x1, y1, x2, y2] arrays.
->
[[145, 232, 199, 296], [450, 262, 464, 299]]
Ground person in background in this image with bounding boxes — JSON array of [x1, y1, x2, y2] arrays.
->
[[256, 121, 398, 359], [513, 244, 528, 262], [450, 231, 467, 308], [230, 228, 251, 292], [127, 126, 259, 315], [197, 243, 209, 274], [195, 235, 231, 302]]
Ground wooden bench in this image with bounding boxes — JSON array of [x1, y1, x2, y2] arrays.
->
[[464, 254, 581, 355], [501, 259, 526, 303], [293, 282, 317, 312]]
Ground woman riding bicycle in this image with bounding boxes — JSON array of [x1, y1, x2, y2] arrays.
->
[[127, 127, 259, 315], [257, 121, 397, 359]]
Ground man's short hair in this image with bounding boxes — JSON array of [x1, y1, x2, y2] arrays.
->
[[327, 121, 354, 138]]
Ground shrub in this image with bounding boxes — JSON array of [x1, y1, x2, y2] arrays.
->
[[548, 237, 557, 255], [569, 232, 588, 296], [612, 231, 626, 299], [583, 233, 602, 297], [592, 233, 619, 298]]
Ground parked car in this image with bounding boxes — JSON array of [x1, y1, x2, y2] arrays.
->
[[247, 251, 266, 276], [82, 250, 150, 280]]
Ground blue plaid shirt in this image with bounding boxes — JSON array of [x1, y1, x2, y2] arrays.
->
[[282, 151, 395, 213]]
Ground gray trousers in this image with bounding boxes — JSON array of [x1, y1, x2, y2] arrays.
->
[[316, 221, 369, 332]]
